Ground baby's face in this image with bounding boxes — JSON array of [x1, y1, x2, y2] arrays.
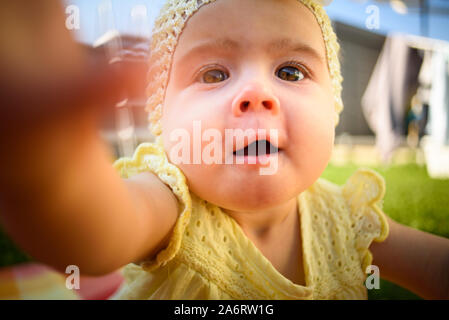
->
[[161, 0, 335, 212]]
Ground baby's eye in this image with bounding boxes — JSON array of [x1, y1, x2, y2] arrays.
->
[[276, 62, 307, 82], [198, 67, 229, 84]]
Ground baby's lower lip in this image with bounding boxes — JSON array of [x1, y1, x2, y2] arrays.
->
[[232, 151, 281, 166]]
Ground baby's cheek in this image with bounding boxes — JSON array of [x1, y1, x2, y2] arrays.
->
[[289, 99, 334, 167]]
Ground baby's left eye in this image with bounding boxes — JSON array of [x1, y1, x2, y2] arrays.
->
[[276, 63, 307, 82]]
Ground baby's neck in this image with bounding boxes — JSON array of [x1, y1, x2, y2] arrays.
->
[[222, 197, 298, 241]]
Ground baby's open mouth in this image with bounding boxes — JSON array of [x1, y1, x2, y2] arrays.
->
[[233, 140, 280, 157]]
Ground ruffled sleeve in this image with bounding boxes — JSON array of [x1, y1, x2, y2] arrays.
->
[[113, 140, 192, 272], [342, 169, 389, 272]]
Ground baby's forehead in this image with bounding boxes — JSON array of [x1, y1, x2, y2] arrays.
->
[[173, 37, 327, 72], [172, 0, 327, 61]]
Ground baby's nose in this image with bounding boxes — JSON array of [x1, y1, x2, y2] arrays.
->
[[231, 83, 280, 117]]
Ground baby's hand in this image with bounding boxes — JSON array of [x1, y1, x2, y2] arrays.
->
[[0, 0, 146, 136], [0, 2, 177, 276], [0, 0, 148, 192]]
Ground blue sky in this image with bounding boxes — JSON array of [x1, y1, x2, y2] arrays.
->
[[67, 0, 449, 44], [326, 0, 449, 42]]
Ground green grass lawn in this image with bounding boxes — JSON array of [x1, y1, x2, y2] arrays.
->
[[1, 163, 448, 299]]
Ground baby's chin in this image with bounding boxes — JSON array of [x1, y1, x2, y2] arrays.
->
[[207, 187, 298, 214], [189, 171, 306, 213]]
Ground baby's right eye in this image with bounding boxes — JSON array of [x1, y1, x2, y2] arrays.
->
[[197, 66, 229, 84]]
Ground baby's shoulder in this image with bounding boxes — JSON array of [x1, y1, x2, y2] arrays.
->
[[113, 142, 171, 177], [309, 168, 386, 206], [113, 141, 193, 272], [305, 168, 389, 264], [303, 168, 388, 242]]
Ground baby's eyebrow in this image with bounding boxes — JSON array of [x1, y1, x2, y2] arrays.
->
[[267, 38, 326, 64], [176, 38, 239, 64], [176, 37, 325, 65]]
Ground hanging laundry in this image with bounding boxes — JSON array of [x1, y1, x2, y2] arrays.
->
[[421, 46, 449, 179], [414, 50, 433, 137], [417, 50, 433, 108], [427, 49, 449, 146], [362, 35, 423, 162]]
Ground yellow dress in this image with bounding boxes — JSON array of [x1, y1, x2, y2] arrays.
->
[[111, 142, 389, 300]]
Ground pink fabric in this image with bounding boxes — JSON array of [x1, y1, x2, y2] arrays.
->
[[0, 262, 124, 300]]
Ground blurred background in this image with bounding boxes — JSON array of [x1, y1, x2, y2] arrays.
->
[[0, 0, 448, 300]]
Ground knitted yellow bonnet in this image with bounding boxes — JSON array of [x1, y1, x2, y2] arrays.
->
[[145, 0, 344, 137]]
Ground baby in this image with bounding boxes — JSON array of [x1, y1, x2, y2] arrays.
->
[[1, 0, 448, 300]]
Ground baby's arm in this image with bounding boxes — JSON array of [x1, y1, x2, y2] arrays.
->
[[0, 1, 178, 276], [0, 111, 179, 276], [370, 215, 449, 299]]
